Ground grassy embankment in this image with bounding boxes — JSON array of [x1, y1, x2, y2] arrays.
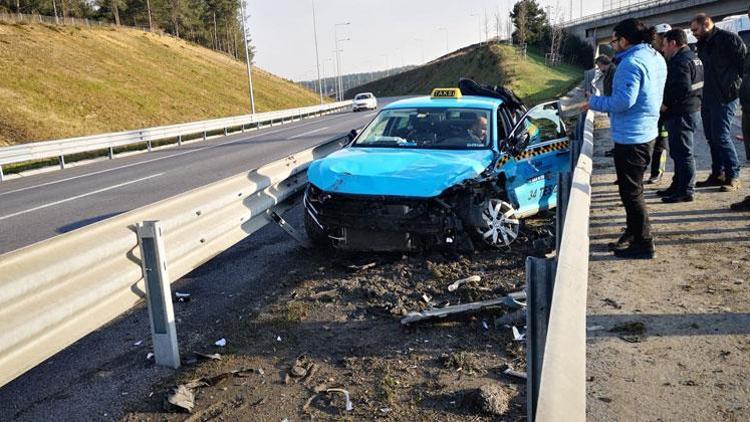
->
[[0, 22, 323, 147], [344, 43, 583, 105]]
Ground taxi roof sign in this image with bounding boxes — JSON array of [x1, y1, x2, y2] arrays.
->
[[431, 88, 462, 99]]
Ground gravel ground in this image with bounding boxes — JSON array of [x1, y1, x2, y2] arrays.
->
[[586, 115, 750, 421]]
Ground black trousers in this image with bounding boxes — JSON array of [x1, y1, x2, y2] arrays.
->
[[614, 141, 654, 242], [650, 119, 668, 177]]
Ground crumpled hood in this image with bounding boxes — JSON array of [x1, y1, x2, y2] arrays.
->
[[307, 147, 495, 198]]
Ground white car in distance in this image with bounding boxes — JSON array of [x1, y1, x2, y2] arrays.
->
[[352, 92, 378, 112]]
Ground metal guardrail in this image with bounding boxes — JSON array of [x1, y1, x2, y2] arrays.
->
[[561, 0, 691, 28], [0, 134, 350, 388], [0, 101, 353, 180], [527, 110, 594, 421]]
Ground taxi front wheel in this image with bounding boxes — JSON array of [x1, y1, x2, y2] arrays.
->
[[475, 199, 520, 248]]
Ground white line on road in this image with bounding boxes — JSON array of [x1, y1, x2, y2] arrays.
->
[[0, 173, 164, 222], [289, 126, 330, 139], [0, 119, 334, 198]]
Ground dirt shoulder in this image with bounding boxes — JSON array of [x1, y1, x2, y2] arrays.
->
[[586, 116, 750, 421]]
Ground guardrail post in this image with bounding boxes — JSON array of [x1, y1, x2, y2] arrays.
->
[[147, 140, 152, 152], [556, 172, 572, 253], [224, 127, 228, 136], [203, 131, 207, 141], [570, 138, 582, 173], [177, 135, 182, 146], [59, 155, 65, 170], [526, 256, 556, 422], [0, 165, 4, 182], [136, 221, 181, 369], [108, 147, 114, 159]]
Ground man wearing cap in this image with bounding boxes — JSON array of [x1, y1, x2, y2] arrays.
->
[[646, 23, 672, 184], [658, 28, 704, 203]]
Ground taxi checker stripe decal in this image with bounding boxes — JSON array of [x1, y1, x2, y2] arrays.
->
[[495, 140, 570, 168]]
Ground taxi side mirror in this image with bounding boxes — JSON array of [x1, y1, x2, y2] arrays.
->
[[510, 127, 530, 155], [347, 129, 360, 141]]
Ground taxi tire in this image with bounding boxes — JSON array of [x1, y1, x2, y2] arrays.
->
[[304, 211, 332, 247], [472, 198, 521, 249]]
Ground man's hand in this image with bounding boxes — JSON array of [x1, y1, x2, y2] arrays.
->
[[581, 102, 590, 113], [660, 104, 668, 112]]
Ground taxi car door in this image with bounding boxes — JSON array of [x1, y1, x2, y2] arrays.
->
[[505, 101, 569, 216]]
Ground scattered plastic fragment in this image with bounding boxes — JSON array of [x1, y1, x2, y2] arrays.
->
[[214, 338, 227, 347], [277, 336, 282, 342], [501, 364, 527, 380], [447, 275, 481, 292], [194, 351, 221, 360], [166, 385, 195, 412], [146, 352, 154, 360], [326, 388, 354, 411], [133, 340, 143, 346], [511, 326, 526, 341], [174, 292, 191, 302]]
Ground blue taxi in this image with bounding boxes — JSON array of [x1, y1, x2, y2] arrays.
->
[[303, 82, 569, 251]]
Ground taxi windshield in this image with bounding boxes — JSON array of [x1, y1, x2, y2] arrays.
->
[[353, 107, 492, 149]]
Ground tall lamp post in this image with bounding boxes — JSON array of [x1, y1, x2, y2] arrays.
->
[[334, 22, 350, 101], [311, 0, 323, 104], [239, 0, 256, 114]]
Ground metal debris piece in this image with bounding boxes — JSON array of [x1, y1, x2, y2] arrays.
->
[[326, 388, 354, 411], [447, 275, 481, 292], [194, 351, 221, 360], [400, 291, 526, 325], [347, 262, 376, 272], [501, 365, 527, 380], [267, 210, 312, 248], [214, 338, 227, 347], [511, 326, 526, 341], [167, 385, 195, 413], [421, 293, 433, 304], [494, 308, 526, 326]]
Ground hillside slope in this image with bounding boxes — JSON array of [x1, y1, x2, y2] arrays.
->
[[345, 43, 582, 105], [0, 23, 323, 146]]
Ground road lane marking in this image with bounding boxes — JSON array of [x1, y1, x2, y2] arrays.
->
[[289, 126, 330, 139], [0, 173, 164, 222]]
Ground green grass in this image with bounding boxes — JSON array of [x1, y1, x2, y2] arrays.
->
[[0, 22, 324, 146], [344, 43, 583, 106]]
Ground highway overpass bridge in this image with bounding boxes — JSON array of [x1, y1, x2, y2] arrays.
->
[[565, 0, 748, 56]]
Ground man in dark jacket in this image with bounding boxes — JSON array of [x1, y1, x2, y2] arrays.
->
[[596, 55, 617, 96], [657, 29, 704, 203], [691, 13, 746, 191]]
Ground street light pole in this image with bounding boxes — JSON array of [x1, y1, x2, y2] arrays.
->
[[239, 0, 256, 114], [334, 22, 350, 101], [311, 0, 323, 104]]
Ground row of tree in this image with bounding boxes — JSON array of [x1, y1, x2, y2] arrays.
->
[[510, 0, 594, 68], [1, 0, 254, 62]]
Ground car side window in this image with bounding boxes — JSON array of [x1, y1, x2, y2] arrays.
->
[[517, 103, 564, 147]]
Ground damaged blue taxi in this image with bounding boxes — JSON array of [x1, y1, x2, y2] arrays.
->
[[304, 80, 570, 251]]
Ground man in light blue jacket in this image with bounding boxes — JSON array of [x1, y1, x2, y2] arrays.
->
[[585, 18, 667, 259]]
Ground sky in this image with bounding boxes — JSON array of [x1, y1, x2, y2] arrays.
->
[[247, 0, 608, 82]]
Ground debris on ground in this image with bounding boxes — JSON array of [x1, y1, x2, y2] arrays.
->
[[448, 275, 481, 292], [325, 388, 354, 411], [214, 338, 227, 347], [495, 308, 526, 326], [511, 326, 526, 341], [193, 351, 221, 361], [346, 262, 376, 272], [602, 298, 622, 309], [474, 384, 513, 416], [609, 321, 646, 342], [166, 385, 195, 413], [501, 364, 527, 380], [174, 292, 191, 302], [400, 291, 526, 325]]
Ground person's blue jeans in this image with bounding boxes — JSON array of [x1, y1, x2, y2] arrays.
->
[[701, 99, 741, 180], [666, 112, 699, 196]]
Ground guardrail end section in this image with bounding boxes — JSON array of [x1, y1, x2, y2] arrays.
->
[[526, 256, 556, 422], [137, 221, 181, 369]]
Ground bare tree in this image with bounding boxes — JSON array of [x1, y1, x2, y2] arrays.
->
[[111, 0, 120, 25], [547, 6, 565, 66], [515, 1, 528, 46]]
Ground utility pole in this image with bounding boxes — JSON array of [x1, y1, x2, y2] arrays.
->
[[334, 22, 349, 100], [311, 0, 324, 104], [239, 0, 256, 114]]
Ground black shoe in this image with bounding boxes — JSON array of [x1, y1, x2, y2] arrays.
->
[[730, 196, 750, 211], [645, 173, 663, 184], [655, 187, 676, 197], [661, 194, 694, 203], [696, 173, 725, 188], [719, 178, 741, 192], [608, 230, 633, 251], [613, 239, 655, 259]]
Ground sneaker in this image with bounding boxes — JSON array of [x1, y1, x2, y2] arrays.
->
[[696, 173, 725, 188], [608, 230, 633, 251], [655, 187, 676, 197], [645, 173, 663, 184], [613, 239, 655, 259], [661, 194, 694, 203], [730, 196, 750, 211], [720, 179, 741, 192]]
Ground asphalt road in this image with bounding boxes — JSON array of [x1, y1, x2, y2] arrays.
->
[[0, 101, 393, 255]]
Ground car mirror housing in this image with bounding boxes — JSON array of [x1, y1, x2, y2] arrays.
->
[[347, 129, 359, 141]]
